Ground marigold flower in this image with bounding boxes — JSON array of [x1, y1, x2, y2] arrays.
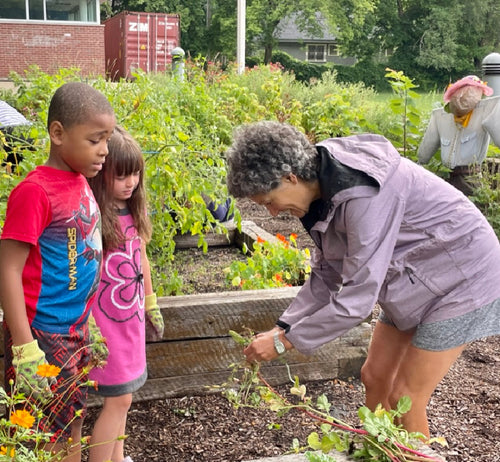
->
[[290, 233, 298, 241], [10, 409, 35, 429], [0, 446, 15, 457], [274, 273, 283, 282], [257, 236, 266, 244], [37, 363, 61, 378]]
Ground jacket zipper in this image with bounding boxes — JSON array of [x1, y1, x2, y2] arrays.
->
[[405, 267, 416, 284]]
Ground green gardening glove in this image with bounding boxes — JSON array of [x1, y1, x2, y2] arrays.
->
[[145, 293, 164, 342], [88, 315, 109, 366], [12, 339, 56, 400]]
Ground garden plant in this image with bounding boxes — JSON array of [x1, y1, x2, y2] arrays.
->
[[219, 330, 447, 462], [224, 233, 311, 289], [0, 340, 115, 461]]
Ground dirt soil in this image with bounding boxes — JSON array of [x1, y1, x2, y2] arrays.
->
[[84, 199, 500, 462]]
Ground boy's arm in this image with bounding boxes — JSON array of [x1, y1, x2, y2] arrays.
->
[[0, 239, 54, 398], [0, 239, 33, 345]]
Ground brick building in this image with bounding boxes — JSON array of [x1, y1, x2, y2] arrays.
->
[[0, 0, 105, 80]]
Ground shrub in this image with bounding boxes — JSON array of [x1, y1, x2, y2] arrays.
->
[[224, 233, 311, 290]]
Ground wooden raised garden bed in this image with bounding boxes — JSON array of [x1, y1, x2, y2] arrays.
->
[[0, 221, 372, 405]]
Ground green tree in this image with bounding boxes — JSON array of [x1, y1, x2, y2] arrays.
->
[[346, 0, 500, 88]]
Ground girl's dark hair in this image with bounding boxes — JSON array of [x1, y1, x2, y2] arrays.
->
[[88, 125, 152, 251]]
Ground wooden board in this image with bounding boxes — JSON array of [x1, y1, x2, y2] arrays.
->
[[173, 220, 279, 250]]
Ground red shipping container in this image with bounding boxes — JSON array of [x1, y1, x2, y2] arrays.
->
[[104, 11, 180, 80]]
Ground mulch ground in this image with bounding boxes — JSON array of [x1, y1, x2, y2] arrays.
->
[[84, 336, 499, 462]]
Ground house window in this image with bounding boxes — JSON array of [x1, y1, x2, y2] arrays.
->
[[0, 0, 99, 23], [328, 43, 339, 56], [306, 44, 326, 62]]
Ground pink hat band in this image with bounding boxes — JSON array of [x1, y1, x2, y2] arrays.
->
[[443, 75, 493, 103]]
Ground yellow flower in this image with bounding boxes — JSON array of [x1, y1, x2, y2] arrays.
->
[[37, 363, 61, 378], [10, 409, 35, 429], [0, 446, 15, 457]]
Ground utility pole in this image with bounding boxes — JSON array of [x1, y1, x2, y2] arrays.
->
[[206, 0, 211, 27], [237, 0, 245, 74]]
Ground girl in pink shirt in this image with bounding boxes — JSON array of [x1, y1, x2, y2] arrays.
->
[[87, 126, 164, 462]]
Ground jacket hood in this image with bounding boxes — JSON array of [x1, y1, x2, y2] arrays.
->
[[316, 134, 401, 189]]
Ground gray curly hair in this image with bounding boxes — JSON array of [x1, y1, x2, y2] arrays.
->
[[225, 121, 319, 198]]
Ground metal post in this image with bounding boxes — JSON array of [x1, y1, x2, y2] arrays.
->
[[237, 0, 246, 74], [482, 52, 500, 96]]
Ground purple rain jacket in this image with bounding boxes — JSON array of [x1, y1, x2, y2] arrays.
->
[[278, 134, 500, 355]]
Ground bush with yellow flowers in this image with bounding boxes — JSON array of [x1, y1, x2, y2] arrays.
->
[[0, 353, 113, 461], [0, 361, 91, 461]]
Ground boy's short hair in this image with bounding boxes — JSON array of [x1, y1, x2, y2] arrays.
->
[[47, 82, 114, 130]]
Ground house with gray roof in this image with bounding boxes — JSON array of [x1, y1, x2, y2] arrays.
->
[[274, 13, 356, 65]]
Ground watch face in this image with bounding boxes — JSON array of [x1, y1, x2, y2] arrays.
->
[[274, 332, 286, 354]]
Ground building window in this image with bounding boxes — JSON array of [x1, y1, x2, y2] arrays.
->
[[328, 43, 339, 56], [306, 44, 326, 62], [0, 0, 99, 23]]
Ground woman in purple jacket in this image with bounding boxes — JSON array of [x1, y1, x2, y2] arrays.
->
[[225, 121, 500, 439]]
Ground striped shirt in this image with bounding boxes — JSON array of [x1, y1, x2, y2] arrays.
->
[[0, 100, 30, 128]]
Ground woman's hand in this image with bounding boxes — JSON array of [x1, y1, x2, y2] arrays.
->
[[243, 328, 292, 362]]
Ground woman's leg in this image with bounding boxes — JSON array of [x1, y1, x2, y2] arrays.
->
[[88, 394, 133, 462], [361, 320, 414, 411], [389, 342, 465, 436], [361, 320, 465, 437]]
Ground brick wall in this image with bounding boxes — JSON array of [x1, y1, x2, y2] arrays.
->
[[0, 22, 105, 79]]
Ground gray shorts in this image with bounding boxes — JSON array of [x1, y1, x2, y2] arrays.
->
[[378, 297, 500, 351]]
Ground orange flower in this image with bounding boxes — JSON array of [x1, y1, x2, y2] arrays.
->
[[37, 363, 61, 378], [290, 233, 298, 241], [257, 236, 266, 243], [276, 233, 287, 242], [10, 409, 35, 429], [274, 273, 283, 282], [0, 446, 15, 457]]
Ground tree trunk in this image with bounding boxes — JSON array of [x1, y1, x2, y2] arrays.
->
[[264, 44, 273, 64]]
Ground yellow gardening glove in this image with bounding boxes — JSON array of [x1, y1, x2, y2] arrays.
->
[[145, 293, 164, 342], [12, 339, 56, 400], [88, 315, 109, 366]]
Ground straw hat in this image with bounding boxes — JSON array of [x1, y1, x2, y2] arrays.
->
[[443, 75, 493, 103]]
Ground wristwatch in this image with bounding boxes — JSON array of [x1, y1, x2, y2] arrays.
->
[[273, 331, 286, 355]]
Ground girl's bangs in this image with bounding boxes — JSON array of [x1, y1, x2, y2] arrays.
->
[[114, 149, 144, 176]]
